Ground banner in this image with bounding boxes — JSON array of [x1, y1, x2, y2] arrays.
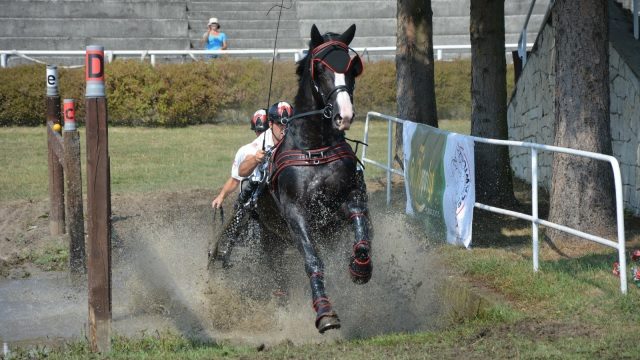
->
[[403, 122, 475, 247]]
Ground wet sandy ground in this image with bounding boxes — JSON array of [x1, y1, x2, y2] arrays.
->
[[0, 189, 446, 347]]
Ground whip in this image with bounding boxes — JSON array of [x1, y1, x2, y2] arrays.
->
[[265, 0, 292, 110], [262, 0, 293, 151]]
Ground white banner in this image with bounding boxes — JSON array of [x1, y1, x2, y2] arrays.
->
[[442, 133, 475, 247], [403, 123, 475, 248]]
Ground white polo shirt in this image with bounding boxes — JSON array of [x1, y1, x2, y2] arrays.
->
[[231, 128, 275, 181]]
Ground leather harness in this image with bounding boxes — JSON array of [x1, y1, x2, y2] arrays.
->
[[269, 140, 358, 192]]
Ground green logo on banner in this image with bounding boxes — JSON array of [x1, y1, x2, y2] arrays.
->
[[406, 125, 448, 240]]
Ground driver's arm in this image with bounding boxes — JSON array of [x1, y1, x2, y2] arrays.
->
[[238, 149, 265, 177]]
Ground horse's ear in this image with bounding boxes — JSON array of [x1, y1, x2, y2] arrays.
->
[[338, 24, 356, 46], [310, 24, 324, 48]]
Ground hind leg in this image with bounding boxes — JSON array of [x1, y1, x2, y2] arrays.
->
[[345, 169, 372, 284]]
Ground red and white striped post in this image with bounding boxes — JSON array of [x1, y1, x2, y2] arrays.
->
[[84, 45, 112, 353]]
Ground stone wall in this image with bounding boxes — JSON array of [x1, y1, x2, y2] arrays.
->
[[506, 24, 555, 189], [507, 7, 640, 214], [611, 48, 640, 212]]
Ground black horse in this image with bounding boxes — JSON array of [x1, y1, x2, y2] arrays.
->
[[255, 24, 373, 333]]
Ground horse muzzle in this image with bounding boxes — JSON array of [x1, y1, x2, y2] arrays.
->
[[335, 113, 353, 131], [332, 89, 354, 131]]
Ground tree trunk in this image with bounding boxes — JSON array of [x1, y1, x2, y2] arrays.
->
[[470, 0, 517, 206], [395, 0, 437, 168], [548, 0, 614, 251]]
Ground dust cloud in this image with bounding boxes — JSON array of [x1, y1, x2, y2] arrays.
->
[[1, 189, 447, 346]]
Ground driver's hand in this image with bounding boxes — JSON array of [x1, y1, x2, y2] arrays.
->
[[212, 194, 224, 209], [255, 149, 266, 164]]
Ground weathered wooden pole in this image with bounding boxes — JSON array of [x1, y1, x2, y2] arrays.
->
[[46, 64, 65, 235], [85, 45, 112, 353], [62, 99, 86, 276]]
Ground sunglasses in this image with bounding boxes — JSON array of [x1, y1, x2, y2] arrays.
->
[[310, 41, 363, 80], [271, 119, 287, 126]]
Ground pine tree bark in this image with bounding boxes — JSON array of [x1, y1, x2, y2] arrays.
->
[[470, 0, 517, 206], [548, 0, 615, 250], [395, 0, 437, 167]]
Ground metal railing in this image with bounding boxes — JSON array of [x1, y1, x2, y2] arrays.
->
[[0, 44, 532, 68], [635, 0, 639, 40], [517, 0, 556, 66], [362, 111, 628, 294]]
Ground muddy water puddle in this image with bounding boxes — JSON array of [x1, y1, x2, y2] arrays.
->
[[1, 194, 451, 348]]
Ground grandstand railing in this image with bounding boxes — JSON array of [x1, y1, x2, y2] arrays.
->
[[362, 111, 628, 294], [635, 0, 639, 39], [518, 0, 556, 66], [0, 44, 533, 68]]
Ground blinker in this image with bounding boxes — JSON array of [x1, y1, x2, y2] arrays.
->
[[311, 41, 363, 80]]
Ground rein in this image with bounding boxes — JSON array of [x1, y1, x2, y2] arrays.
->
[[281, 109, 324, 125]]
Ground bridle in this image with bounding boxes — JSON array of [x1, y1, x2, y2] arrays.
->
[[284, 40, 364, 124]]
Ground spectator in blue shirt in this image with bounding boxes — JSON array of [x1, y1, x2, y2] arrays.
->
[[201, 17, 228, 58]]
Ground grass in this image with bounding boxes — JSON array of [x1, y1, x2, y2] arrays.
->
[[0, 124, 255, 201], [0, 118, 467, 202], [4, 120, 640, 358], [30, 242, 68, 271]]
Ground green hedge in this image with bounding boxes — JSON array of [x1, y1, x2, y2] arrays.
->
[[0, 59, 513, 127]]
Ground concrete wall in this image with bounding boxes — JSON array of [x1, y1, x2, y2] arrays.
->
[[0, 0, 550, 57], [506, 1, 640, 214], [611, 47, 640, 212], [0, 1, 190, 51], [506, 24, 555, 188]]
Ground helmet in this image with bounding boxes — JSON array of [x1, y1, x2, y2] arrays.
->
[[268, 101, 293, 125], [251, 109, 268, 133]]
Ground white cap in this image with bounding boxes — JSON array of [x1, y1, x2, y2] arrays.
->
[[208, 17, 219, 26]]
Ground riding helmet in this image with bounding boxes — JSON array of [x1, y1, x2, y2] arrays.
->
[[251, 109, 268, 133], [268, 101, 294, 125]]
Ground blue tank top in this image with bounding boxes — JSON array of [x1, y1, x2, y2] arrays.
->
[[206, 32, 226, 50]]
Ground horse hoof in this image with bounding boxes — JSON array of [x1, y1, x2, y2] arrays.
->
[[209, 252, 232, 270], [349, 257, 372, 284], [351, 273, 371, 284], [349, 241, 372, 284], [316, 314, 341, 334]]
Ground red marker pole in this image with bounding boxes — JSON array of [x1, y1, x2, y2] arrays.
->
[[46, 64, 65, 235], [62, 99, 85, 277], [84, 45, 111, 353]]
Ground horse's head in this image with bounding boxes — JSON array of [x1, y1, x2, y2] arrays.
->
[[301, 24, 363, 131]]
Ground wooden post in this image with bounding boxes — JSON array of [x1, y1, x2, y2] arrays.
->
[[63, 99, 86, 276], [46, 65, 65, 235], [85, 45, 111, 353]]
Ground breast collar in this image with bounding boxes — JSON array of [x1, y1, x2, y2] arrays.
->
[[268, 140, 358, 192]]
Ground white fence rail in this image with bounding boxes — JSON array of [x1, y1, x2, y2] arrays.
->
[[362, 111, 628, 294], [0, 44, 532, 68]]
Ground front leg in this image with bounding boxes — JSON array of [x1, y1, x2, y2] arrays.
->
[[282, 204, 341, 333], [344, 169, 372, 284]]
